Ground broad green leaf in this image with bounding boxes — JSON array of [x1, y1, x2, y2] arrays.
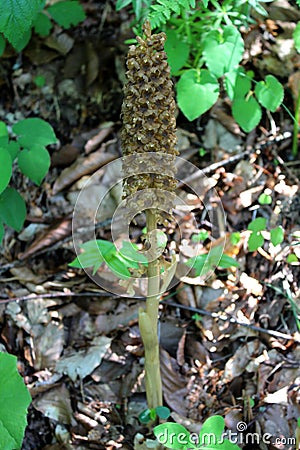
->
[[0, 34, 6, 56], [13, 118, 57, 148], [0, 352, 31, 450], [270, 226, 284, 246], [293, 22, 300, 53], [0, 0, 43, 49], [258, 193, 272, 205], [33, 11, 52, 36], [165, 29, 190, 74], [232, 95, 262, 132], [6, 141, 20, 161], [154, 422, 192, 449], [177, 69, 219, 121], [155, 406, 170, 420], [0, 148, 12, 194], [119, 241, 148, 264], [248, 231, 264, 251], [69, 239, 114, 274], [48, 1, 86, 29], [248, 217, 267, 232], [0, 188, 26, 231], [287, 254, 298, 263], [203, 26, 244, 78], [18, 146, 50, 185], [219, 254, 240, 269], [255, 75, 284, 112], [199, 415, 225, 445], [186, 246, 224, 276], [230, 232, 240, 245], [0, 222, 4, 243], [104, 250, 131, 278], [0, 122, 8, 140], [231, 69, 253, 100], [139, 408, 154, 424]]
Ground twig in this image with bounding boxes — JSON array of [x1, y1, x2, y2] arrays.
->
[[162, 300, 299, 342]]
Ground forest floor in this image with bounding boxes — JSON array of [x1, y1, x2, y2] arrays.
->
[[0, 1, 300, 449]]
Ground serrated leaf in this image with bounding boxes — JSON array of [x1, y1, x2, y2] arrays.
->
[[48, 1, 86, 29], [33, 11, 52, 36], [177, 69, 219, 121], [248, 217, 267, 232], [270, 226, 284, 246], [154, 422, 191, 449], [165, 29, 190, 73], [0, 352, 31, 450], [232, 95, 262, 132], [293, 22, 300, 53], [199, 415, 225, 445], [18, 146, 50, 185], [0, 148, 12, 194], [13, 118, 57, 148], [248, 231, 264, 251], [255, 75, 284, 112], [203, 26, 244, 78], [0, 187, 26, 231], [0, 0, 43, 49]]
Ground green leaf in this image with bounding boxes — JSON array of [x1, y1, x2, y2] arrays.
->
[[0, 148, 12, 194], [199, 415, 225, 445], [119, 241, 148, 264], [116, 0, 132, 11], [48, 1, 86, 29], [155, 406, 171, 420], [186, 246, 224, 276], [154, 422, 191, 449], [248, 231, 264, 251], [0, 34, 6, 56], [230, 69, 253, 100], [0, 352, 31, 450], [165, 29, 190, 74], [0, 121, 8, 140], [0, 187, 26, 231], [177, 69, 219, 121], [105, 250, 131, 278], [139, 408, 154, 424], [293, 22, 300, 53], [219, 254, 240, 269], [18, 146, 50, 185], [6, 141, 20, 161], [33, 11, 52, 36], [0, 222, 4, 244], [270, 226, 284, 246], [192, 230, 209, 242], [34, 75, 46, 88], [0, 0, 43, 49], [287, 253, 298, 263], [69, 240, 114, 274], [248, 217, 267, 232], [258, 193, 272, 205], [230, 232, 240, 245], [203, 26, 244, 78], [13, 118, 57, 149], [232, 95, 262, 132], [255, 75, 284, 112]]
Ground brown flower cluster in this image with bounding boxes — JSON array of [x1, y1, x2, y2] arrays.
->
[[121, 21, 178, 217]]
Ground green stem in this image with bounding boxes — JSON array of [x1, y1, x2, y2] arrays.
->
[[292, 88, 300, 157], [138, 208, 163, 409]]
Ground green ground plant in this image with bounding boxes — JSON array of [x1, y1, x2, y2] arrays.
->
[[117, 0, 284, 132], [0, 118, 57, 243], [0, 352, 31, 450], [0, 0, 86, 54]]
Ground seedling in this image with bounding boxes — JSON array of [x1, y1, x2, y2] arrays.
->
[[0, 118, 57, 243], [247, 217, 284, 252], [153, 415, 240, 449]]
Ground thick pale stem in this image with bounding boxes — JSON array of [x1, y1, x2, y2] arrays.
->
[[138, 208, 163, 409]]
